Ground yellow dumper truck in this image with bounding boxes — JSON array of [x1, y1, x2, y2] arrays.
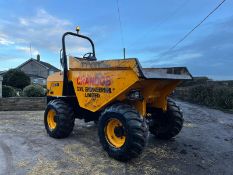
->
[[44, 27, 192, 161]]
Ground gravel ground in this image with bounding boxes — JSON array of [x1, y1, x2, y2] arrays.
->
[[0, 100, 233, 175]]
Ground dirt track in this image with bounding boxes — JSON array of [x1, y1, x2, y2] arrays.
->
[[0, 100, 233, 175]]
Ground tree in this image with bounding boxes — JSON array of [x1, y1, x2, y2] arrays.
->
[[3, 69, 30, 89]]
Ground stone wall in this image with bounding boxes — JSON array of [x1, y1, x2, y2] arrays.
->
[[0, 97, 46, 111]]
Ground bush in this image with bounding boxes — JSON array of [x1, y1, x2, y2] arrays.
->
[[189, 85, 215, 107], [2, 85, 17, 97], [23, 84, 46, 97], [179, 77, 209, 87], [213, 86, 233, 109], [3, 69, 30, 89], [175, 85, 233, 110], [42, 84, 47, 89]]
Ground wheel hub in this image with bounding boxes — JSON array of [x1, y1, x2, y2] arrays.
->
[[114, 126, 124, 137], [47, 109, 57, 130], [105, 118, 126, 148]]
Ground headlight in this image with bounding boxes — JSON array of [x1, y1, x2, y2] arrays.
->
[[127, 90, 143, 100]]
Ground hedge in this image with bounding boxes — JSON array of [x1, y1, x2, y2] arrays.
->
[[174, 85, 233, 110], [2, 85, 17, 97]]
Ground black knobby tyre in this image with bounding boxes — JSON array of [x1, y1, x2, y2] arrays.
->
[[149, 99, 183, 139], [98, 103, 148, 161], [44, 99, 75, 138]]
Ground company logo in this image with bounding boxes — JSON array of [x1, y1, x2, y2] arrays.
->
[[77, 76, 111, 86]]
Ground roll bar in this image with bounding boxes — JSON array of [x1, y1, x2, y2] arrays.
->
[[61, 29, 96, 95]]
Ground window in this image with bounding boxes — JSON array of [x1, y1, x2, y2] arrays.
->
[[42, 79, 46, 85], [49, 70, 54, 75], [33, 79, 38, 83]]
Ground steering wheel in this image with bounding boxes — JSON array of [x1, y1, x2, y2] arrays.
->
[[83, 52, 94, 59]]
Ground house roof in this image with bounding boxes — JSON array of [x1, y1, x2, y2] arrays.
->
[[27, 74, 47, 79], [0, 71, 7, 75], [17, 58, 60, 71], [37, 60, 60, 71]]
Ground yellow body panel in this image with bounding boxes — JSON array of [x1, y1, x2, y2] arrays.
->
[[47, 72, 64, 96], [47, 57, 186, 116], [69, 56, 141, 76], [69, 69, 138, 112], [115, 79, 180, 116]]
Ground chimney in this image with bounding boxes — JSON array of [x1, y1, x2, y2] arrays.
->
[[37, 54, 40, 62]]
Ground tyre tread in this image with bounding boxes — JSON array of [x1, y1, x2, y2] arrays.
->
[[98, 103, 148, 161]]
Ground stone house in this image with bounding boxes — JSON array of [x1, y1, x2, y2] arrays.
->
[[17, 56, 60, 85]]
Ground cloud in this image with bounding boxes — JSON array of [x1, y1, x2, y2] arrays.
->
[[15, 8, 72, 52], [18, 18, 29, 26], [0, 33, 14, 45], [0, 37, 14, 45], [18, 9, 71, 27], [141, 16, 233, 80], [16, 46, 39, 56], [0, 9, 99, 62], [145, 52, 202, 66], [0, 53, 29, 70], [0, 8, 91, 58]]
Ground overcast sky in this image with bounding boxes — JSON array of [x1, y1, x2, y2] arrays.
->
[[0, 0, 232, 80]]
